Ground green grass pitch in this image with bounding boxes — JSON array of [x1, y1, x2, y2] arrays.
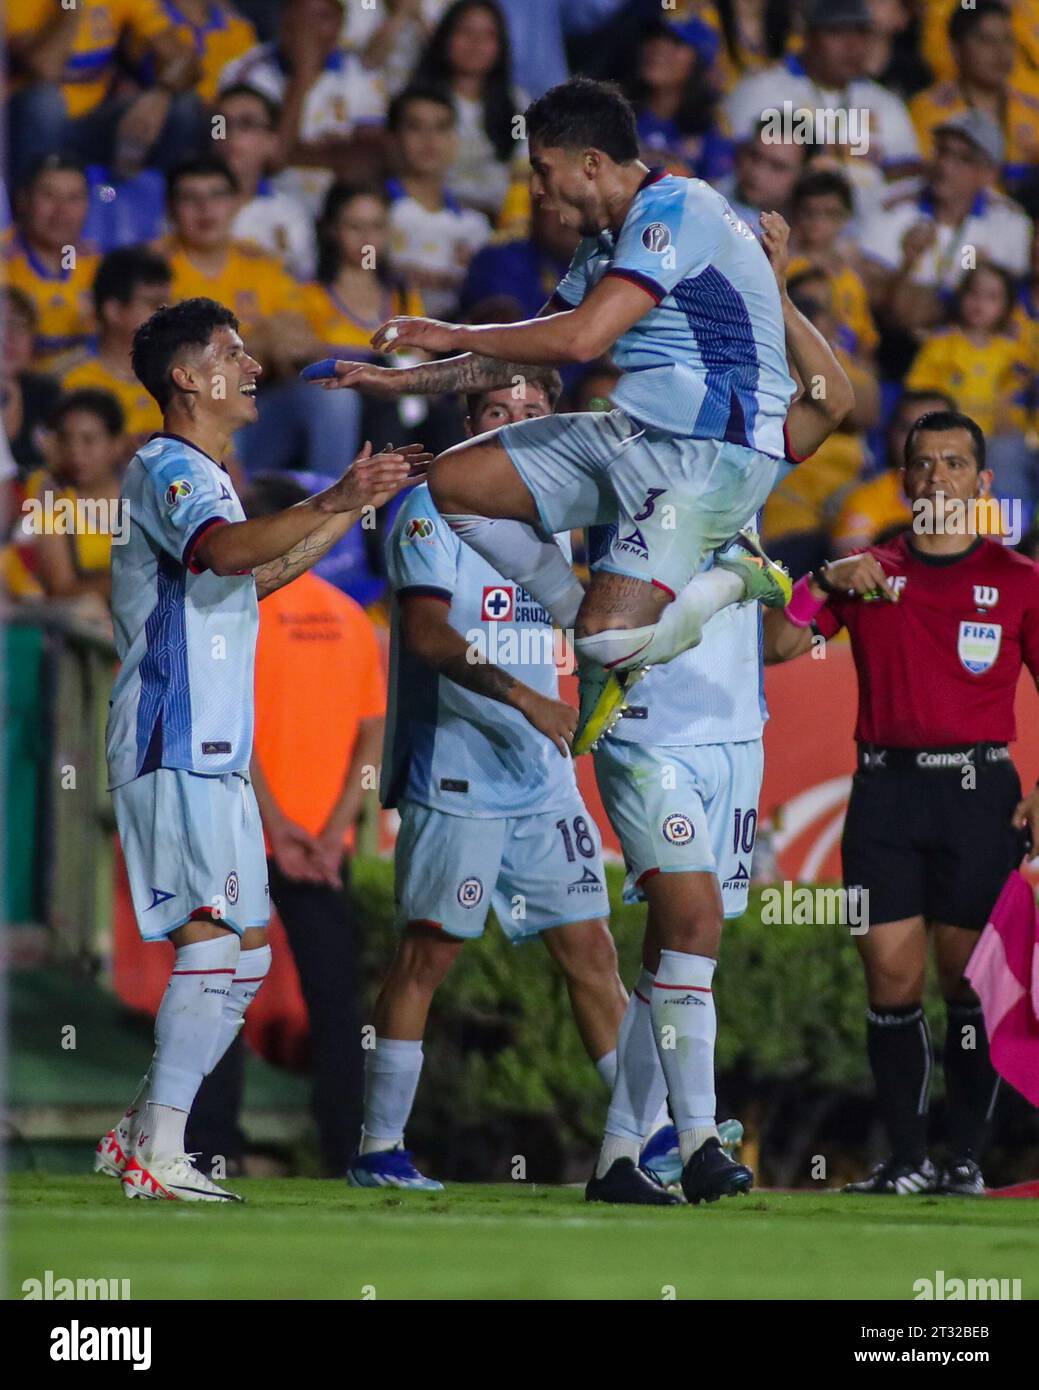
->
[[7, 1175, 1039, 1300]]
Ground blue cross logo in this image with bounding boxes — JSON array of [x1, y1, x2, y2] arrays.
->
[[484, 588, 511, 618]]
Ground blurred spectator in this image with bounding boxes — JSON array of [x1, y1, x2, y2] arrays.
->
[[302, 183, 422, 359], [904, 263, 1033, 441], [15, 389, 125, 613], [909, 2, 1039, 204], [691, 0, 794, 93], [921, 0, 1039, 89], [724, 0, 920, 217], [787, 168, 878, 361], [7, 0, 202, 187], [214, 85, 318, 279], [626, 16, 733, 180], [858, 111, 1033, 336], [861, 0, 929, 99], [129, 0, 258, 108], [160, 156, 316, 377], [386, 85, 491, 317], [458, 195, 578, 320], [83, 166, 168, 255], [761, 267, 880, 576], [219, 0, 389, 213], [4, 157, 99, 373], [1, 289, 62, 477], [713, 117, 807, 233], [345, 1, 446, 102], [191, 472, 386, 1177], [830, 388, 956, 555], [61, 247, 171, 453], [492, 0, 630, 100]]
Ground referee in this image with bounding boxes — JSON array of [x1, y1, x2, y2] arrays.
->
[[764, 411, 1039, 1196]]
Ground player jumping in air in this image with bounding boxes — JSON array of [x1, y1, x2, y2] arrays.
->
[[94, 296, 427, 1201], [586, 212, 855, 1205], [305, 77, 796, 753]]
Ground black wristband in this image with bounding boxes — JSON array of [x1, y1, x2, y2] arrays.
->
[[811, 563, 839, 595]]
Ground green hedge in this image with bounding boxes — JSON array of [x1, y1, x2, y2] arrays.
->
[[350, 858, 989, 1185]]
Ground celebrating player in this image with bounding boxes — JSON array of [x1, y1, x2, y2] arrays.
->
[[348, 376, 635, 1191], [306, 76, 795, 753], [586, 211, 857, 1204], [94, 296, 426, 1202]]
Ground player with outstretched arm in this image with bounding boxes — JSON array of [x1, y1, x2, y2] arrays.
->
[[94, 296, 427, 1202]]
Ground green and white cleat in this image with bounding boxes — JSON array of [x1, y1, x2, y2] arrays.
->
[[716, 530, 792, 609], [573, 656, 649, 756]]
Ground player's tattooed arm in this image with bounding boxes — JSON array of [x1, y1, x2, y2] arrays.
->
[[253, 511, 356, 599], [317, 352, 545, 399], [401, 594, 576, 755]]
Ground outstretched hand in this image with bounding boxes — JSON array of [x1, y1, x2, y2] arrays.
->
[[327, 441, 432, 513], [370, 315, 463, 354]]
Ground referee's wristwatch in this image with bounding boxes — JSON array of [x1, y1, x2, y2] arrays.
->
[[811, 562, 840, 596]]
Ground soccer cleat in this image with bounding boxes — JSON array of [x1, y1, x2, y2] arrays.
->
[[680, 1136, 754, 1204], [843, 1156, 938, 1195], [715, 530, 792, 609], [586, 1157, 682, 1205], [121, 1153, 243, 1202], [573, 658, 650, 756], [94, 1117, 133, 1178], [939, 1158, 986, 1197], [346, 1148, 444, 1191], [642, 1118, 746, 1187]]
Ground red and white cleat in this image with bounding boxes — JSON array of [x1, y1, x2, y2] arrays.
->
[[94, 1116, 134, 1178], [121, 1153, 243, 1202]]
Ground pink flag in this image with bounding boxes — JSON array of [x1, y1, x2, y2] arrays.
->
[[965, 870, 1039, 1107]]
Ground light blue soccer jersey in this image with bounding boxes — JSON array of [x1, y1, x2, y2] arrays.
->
[[381, 484, 578, 818], [106, 433, 258, 790], [553, 170, 795, 458], [590, 521, 766, 747]]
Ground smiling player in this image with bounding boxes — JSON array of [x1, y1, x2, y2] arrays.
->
[[95, 297, 425, 1202]]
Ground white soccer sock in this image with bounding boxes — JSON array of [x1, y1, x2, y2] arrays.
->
[[596, 969, 671, 1178], [441, 514, 585, 628], [140, 934, 240, 1158], [574, 569, 746, 674], [650, 950, 718, 1150], [206, 945, 273, 1073], [359, 1037, 425, 1153]]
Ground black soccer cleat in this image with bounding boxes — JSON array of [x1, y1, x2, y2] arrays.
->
[[843, 1156, 938, 1195], [585, 1157, 682, 1205], [680, 1137, 754, 1205], [939, 1158, 986, 1197]]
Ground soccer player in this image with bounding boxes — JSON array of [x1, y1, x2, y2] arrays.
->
[[308, 76, 796, 753], [94, 296, 425, 1201], [586, 212, 858, 1205], [348, 375, 629, 1190]]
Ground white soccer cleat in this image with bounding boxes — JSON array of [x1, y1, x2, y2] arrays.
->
[[94, 1113, 135, 1178], [121, 1153, 243, 1202]]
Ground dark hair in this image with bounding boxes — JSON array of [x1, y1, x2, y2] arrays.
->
[[167, 155, 239, 204], [52, 387, 125, 437], [315, 180, 391, 285], [904, 410, 987, 470], [953, 260, 1016, 333], [791, 167, 854, 214], [19, 152, 86, 194], [243, 472, 309, 520], [465, 371, 562, 422], [950, 0, 1011, 45], [387, 83, 457, 133], [93, 245, 171, 316], [716, 0, 791, 67], [413, 0, 518, 163], [217, 82, 281, 127], [526, 78, 639, 163], [131, 297, 239, 410], [626, 24, 716, 139]]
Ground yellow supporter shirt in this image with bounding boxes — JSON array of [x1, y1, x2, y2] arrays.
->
[[787, 255, 879, 357], [163, 239, 304, 334], [3, 235, 99, 370], [61, 355, 162, 437], [301, 282, 423, 356], [831, 469, 910, 551], [922, 0, 1039, 86], [904, 328, 1032, 438], [9, 0, 170, 118], [8, 469, 114, 595], [909, 79, 1039, 186], [763, 429, 865, 541], [131, 1, 256, 105]]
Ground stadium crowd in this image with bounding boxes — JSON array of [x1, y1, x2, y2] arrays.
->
[[7, 0, 1039, 627]]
